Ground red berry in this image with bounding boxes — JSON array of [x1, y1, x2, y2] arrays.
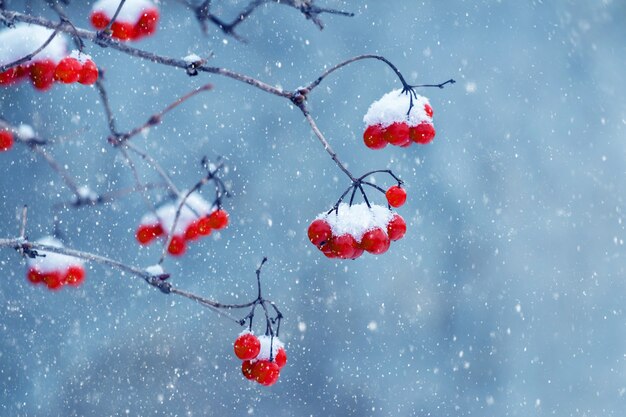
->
[[27, 268, 43, 284], [196, 216, 213, 236], [184, 221, 201, 241], [360, 228, 390, 255], [383, 122, 410, 146], [54, 57, 82, 84], [321, 239, 338, 258], [64, 266, 85, 286], [111, 21, 135, 41], [29, 60, 56, 91], [385, 185, 407, 208], [241, 360, 255, 380], [78, 60, 98, 85], [410, 122, 436, 144], [0, 66, 27, 86], [43, 271, 63, 290], [167, 235, 186, 256], [424, 103, 434, 118], [308, 219, 332, 247], [330, 234, 357, 259], [363, 124, 386, 149], [90, 11, 110, 30], [387, 214, 407, 241], [275, 347, 287, 368], [234, 333, 261, 360], [252, 360, 280, 386], [0, 130, 14, 152], [208, 209, 229, 230], [135, 8, 159, 38], [136, 224, 161, 245], [350, 246, 364, 260]]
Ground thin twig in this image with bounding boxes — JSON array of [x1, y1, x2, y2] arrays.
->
[[0, 24, 60, 73]]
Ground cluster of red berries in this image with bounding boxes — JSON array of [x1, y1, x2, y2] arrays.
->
[[53, 53, 99, 85], [363, 90, 436, 149], [0, 130, 13, 152], [90, 0, 159, 41], [234, 332, 287, 386], [136, 193, 229, 256], [26, 237, 86, 290], [309, 205, 407, 260]]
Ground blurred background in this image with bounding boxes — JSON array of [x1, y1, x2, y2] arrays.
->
[[2, 0, 626, 415]]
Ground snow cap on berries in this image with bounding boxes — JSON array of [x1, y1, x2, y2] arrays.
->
[[26, 236, 83, 273], [68, 50, 93, 64], [256, 335, 284, 361], [0, 24, 67, 66], [140, 191, 215, 234], [92, 0, 157, 22], [317, 203, 393, 242], [363, 89, 432, 128]]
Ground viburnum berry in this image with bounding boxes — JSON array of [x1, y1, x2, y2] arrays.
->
[[135, 8, 159, 38], [54, 57, 82, 84], [234, 332, 261, 361], [90, 11, 110, 29], [252, 360, 281, 386], [350, 246, 364, 260], [0, 130, 14, 152], [111, 21, 135, 41], [363, 124, 386, 150], [384, 122, 411, 146], [321, 239, 338, 259], [275, 347, 287, 369], [29, 60, 56, 91], [27, 268, 43, 284], [167, 235, 186, 256], [196, 216, 213, 236], [0, 66, 28, 86], [184, 221, 201, 241], [43, 271, 63, 290], [387, 214, 407, 241], [208, 209, 229, 230], [360, 228, 390, 255], [135, 224, 163, 245], [410, 122, 436, 144], [64, 266, 86, 286], [308, 219, 332, 247], [424, 103, 434, 118], [330, 234, 358, 259], [78, 60, 99, 85], [385, 185, 407, 208], [241, 360, 255, 380]]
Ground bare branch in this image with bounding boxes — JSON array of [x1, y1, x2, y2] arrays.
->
[[0, 24, 60, 73]]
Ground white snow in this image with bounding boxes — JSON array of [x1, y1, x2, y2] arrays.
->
[[0, 24, 67, 66], [27, 236, 83, 273], [92, 0, 157, 22], [363, 89, 432, 127], [16, 124, 35, 140], [69, 49, 92, 64], [139, 192, 215, 234], [183, 54, 202, 64], [145, 264, 164, 276], [256, 335, 284, 361], [77, 186, 98, 201], [317, 203, 393, 241]]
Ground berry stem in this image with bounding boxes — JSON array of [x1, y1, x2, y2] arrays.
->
[[100, 0, 127, 35]]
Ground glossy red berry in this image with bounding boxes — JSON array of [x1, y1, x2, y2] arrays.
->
[[330, 234, 357, 259], [275, 347, 287, 369], [135, 8, 159, 38], [252, 360, 280, 386], [65, 266, 85, 286], [385, 185, 407, 208], [196, 216, 213, 236], [136, 224, 162, 245], [78, 60, 98, 85], [111, 21, 135, 41], [321, 239, 338, 259], [363, 124, 386, 149], [350, 246, 364, 260], [241, 360, 256, 380], [90, 11, 110, 30], [0, 66, 27, 86], [383, 122, 410, 146], [54, 57, 82, 84], [184, 221, 200, 241], [387, 214, 407, 241], [167, 235, 186, 256], [43, 271, 63, 290], [234, 333, 261, 360], [0, 130, 14, 152], [208, 209, 229, 230], [29, 60, 56, 91], [308, 219, 332, 247], [424, 103, 434, 118], [27, 268, 43, 284], [410, 122, 436, 144], [360, 228, 390, 255]]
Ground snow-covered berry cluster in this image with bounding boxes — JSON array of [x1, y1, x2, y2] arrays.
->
[[308, 202, 407, 259], [234, 332, 287, 386], [90, 0, 160, 41], [26, 236, 86, 290], [54, 51, 99, 85], [135, 192, 229, 256], [0, 130, 14, 152], [0, 25, 70, 91], [363, 89, 436, 149]]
